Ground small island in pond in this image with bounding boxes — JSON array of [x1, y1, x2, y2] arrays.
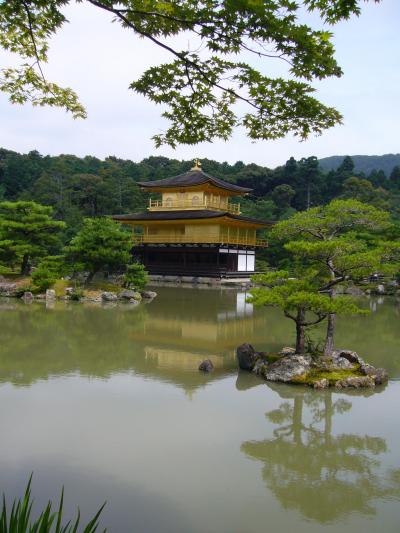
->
[[237, 343, 388, 390]]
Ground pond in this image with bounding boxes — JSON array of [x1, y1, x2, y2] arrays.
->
[[0, 287, 399, 532]]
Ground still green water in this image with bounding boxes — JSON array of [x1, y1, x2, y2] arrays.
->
[[0, 287, 399, 532]]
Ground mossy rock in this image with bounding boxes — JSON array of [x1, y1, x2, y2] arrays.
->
[[263, 353, 282, 364], [291, 367, 363, 386], [243, 344, 388, 390]]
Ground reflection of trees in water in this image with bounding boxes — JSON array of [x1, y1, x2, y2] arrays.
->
[[0, 289, 272, 390], [0, 292, 399, 389], [241, 386, 400, 523], [0, 301, 231, 392], [0, 302, 148, 385]]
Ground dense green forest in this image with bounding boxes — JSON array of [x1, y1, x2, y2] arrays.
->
[[1, 148, 400, 235], [319, 154, 400, 176], [0, 147, 399, 287]]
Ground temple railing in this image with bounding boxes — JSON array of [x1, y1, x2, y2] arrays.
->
[[148, 199, 241, 215], [133, 235, 268, 247]]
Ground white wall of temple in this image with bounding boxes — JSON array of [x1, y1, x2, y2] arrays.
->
[[219, 248, 255, 272]]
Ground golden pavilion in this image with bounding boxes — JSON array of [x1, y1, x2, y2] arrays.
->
[[114, 161, 271, 278]]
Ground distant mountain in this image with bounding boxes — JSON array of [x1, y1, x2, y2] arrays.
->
[[319, 154, 400, 176]]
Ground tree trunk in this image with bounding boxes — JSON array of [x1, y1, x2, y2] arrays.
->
[[295, 308, 306, 354], [324, 277, 336, 356], [20, 254, 30, 275], [324, 312, 336, 355], [293, 397, 303, 445], [324, 393, 333, 446]]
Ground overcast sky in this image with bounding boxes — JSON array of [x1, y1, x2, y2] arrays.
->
[[0, 0, 399, 168]]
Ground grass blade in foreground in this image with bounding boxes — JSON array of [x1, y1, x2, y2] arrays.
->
[[0, 476, 106, 532]]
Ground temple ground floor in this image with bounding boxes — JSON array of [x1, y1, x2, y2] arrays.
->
[[133, 244, 257, 278]]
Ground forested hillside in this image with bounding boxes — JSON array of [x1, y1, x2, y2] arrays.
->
[[319, 154, 400, 176], [1, 148, 400, 240]]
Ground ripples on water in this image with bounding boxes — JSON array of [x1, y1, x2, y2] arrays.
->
[[0, 287, 399, 532]]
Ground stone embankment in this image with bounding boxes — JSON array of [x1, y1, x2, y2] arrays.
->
[[237, 343, 388, 390], [148, 274, 252, 288], [0, 281, 157, 304], [99, 289, 156, 303], [0, 282, 18, 297], [63, 288, 156, 303], [340, 280, 400, 297]]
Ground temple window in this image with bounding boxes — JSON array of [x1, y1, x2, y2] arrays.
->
[[192, 195, 200, 206]]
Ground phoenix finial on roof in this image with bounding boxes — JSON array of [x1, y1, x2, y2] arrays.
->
[[191, 159, 202, 171]]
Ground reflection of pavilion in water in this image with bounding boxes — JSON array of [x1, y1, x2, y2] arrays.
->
[[240, 382, 400, 523], [0, 290, 268, 393], [137, 290, 266, 372]]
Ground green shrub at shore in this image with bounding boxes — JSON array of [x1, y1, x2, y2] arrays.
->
[[123, 263, 148, 290], [64, 218, 132, 283]]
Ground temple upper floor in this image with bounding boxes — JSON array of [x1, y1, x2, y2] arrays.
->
[[148, 190, 241, 215], [138, 160, 250, 215]]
